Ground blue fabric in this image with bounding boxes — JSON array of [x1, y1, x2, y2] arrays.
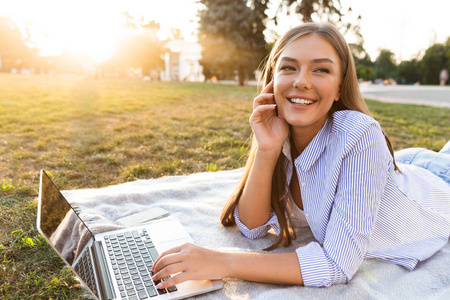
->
[[395, 141, 450, 184]]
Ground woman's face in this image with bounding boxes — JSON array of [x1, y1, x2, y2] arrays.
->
[[273, 34, 341, 135]]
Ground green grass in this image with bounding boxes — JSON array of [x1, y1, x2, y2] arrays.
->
[[0, 73, 449, 299], [366, 99, 449, 151]]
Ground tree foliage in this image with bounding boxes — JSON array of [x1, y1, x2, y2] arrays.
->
[[397, 59, 420, 84], [275, 0, 341, 23], [394, 37, 449, 85], [374, 49, 397, 80], [349, 41, 374, 80], [105, 14, 164, 75], [0, 17, 37, 72], [417, 41, 449, 84], [198, 0, 268, 84]]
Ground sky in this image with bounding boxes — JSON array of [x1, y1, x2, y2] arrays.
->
[[1, 0, 449, 63], [340, 0, 449, 61], [270, 0, 450, 61]]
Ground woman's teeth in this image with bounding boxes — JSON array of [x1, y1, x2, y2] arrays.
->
[[289, 98, 315, 105]]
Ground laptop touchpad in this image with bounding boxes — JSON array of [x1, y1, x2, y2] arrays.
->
[[145, 218, 193, 244]]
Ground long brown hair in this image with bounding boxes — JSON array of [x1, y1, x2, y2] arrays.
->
[[220, 23, 399, 250]]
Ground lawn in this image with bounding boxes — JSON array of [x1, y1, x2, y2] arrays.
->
[[0, 74, 449, 299]]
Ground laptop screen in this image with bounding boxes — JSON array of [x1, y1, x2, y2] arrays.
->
[[38, 170, 93, 265]]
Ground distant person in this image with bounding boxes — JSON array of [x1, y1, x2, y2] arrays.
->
[[151, 23, 450, 289], [151, 70, 159, 81], [440, 68, 448, 86], [243, 68, 249, 86]]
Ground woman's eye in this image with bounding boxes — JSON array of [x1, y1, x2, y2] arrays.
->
[[315, 68, 330, 73], [280, 65, 295, 71]]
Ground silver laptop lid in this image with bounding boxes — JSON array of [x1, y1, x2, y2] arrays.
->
[[37, 169, 93, 266]]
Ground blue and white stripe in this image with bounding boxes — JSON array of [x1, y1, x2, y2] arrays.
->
[[235, 110, 450, 287]]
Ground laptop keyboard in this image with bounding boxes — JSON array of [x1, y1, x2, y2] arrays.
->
[[74, 249, 98, 296], [104, 229, 178, 299]]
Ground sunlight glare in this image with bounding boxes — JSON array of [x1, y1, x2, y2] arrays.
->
[[1, 0, 200, 63]]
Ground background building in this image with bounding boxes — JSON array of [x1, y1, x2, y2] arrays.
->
[[162, 40, 204, 82]]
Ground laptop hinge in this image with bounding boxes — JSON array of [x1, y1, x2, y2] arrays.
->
[[92, 240, 115, 300]]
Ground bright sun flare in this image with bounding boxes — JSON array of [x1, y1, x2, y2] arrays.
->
[[2, 0, 200, 63]]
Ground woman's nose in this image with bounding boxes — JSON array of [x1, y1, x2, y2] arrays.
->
[[293, 71, 311, 89]]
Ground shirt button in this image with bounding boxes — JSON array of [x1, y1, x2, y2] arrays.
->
[[305, 213, 309, 217], [301, 182, 306, 186]]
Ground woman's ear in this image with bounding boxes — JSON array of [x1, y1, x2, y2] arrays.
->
[[334, 90, 340, 101]]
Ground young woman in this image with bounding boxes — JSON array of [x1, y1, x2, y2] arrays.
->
[[152, 23, 450, 288]]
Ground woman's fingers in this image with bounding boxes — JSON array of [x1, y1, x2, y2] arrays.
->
[[253, 80, 275, 109], [254, 103, 277, 113], [152, 245, 183, 271], [253, 93, 275, 109], [150, 243, 224, 288], [155, 271, 190, 290], [152, 252, 182, 275], [151, 243, 194, 281], [153, 261, 184, 282], [261, 79, 274, 94], [250, 104, 277, 124]]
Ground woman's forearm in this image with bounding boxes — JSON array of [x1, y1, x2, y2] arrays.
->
[[225, 251, 303, 285], [237, 149, 281, 229], [151, 244, 303, 289]]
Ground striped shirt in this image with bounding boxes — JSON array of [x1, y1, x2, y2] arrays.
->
[[234, 110, 450, 287]]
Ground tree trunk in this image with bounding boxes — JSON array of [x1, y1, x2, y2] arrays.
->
[[238, 67, 244, 86]]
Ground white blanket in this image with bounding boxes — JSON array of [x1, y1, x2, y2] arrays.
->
[[63, 169, 450, 300]]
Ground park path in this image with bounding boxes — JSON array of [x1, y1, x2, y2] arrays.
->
[[359, 83, 450, 108]]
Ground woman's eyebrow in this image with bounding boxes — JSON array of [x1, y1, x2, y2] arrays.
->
[[312, 58, 335, 65], [279, 56, 335, 65], [279, 56, 298, 63]]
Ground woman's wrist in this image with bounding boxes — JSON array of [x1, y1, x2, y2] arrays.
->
[[254, 145, 282, 163], [223, 251, 240, 279], [209, 250, 238, 280], [220, 251, 303, 285]]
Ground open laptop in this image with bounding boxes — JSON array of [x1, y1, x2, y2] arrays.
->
[[36, 170, 223, 300]]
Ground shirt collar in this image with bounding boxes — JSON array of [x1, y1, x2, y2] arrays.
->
[[281, 115, 333, 172]]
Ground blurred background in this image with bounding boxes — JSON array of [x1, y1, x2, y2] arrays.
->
[[0, 0, 449, 86]]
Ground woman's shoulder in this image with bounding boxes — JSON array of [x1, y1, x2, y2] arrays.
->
[[331, 110, 380, 134], [330, 110, 386, 151]]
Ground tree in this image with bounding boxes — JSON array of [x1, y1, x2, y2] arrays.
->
[[349, 42, 374, 81], [374, 49, 397, 80], [0, 17, 36, 72], [417, 42, 448, 85], [275, 0, 341, 23], [397, 59, 420, 84], [169, 28, 184, 40], [250, 0, 270, 36], [198, 0, 268, 85], [106, 14, 164, 76], [446, 37, 450, 68]]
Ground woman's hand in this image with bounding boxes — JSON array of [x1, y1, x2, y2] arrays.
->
[[151, 243, 226, 289], [250, 80, 289, 153]]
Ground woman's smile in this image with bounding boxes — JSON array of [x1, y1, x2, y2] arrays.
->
[[288, 98, 317, 105]]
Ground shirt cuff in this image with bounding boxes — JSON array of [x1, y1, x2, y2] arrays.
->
[[233, 206, 280, 239], [296, 242, 347, 287]]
